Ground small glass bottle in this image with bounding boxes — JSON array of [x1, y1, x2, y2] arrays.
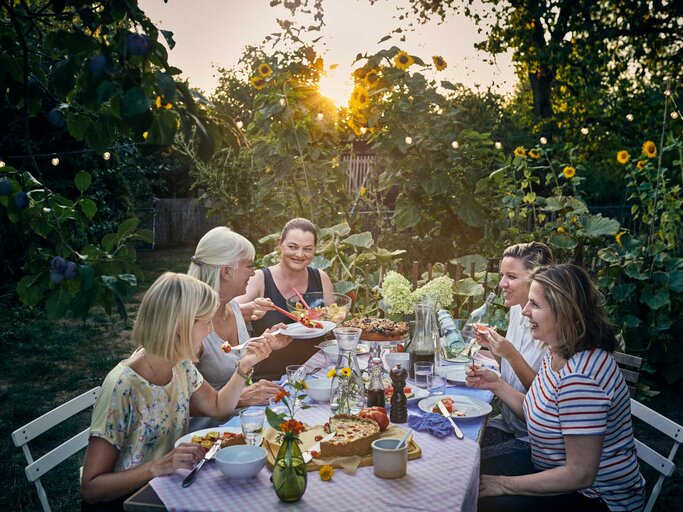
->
[[461, 292, 497, 342], [437, 309, 466, 358], [366, 357, 386, 408], [389, 363, 408, 424]]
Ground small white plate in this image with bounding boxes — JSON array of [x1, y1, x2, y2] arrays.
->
[[356, 343, 370, 355], [386, 385, 429, 405], [442, 366, 467, 384], [417, 394, 492, 419], [284, 320, 336, 339], [175, 427, 242, 448]]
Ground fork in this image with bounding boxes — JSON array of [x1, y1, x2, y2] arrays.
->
[[230, 329, 283, 351]]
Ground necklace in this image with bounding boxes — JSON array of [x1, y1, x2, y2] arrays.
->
[[142, 352, 174, 401]]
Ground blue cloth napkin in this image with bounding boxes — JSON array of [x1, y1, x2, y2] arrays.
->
[[408, 412, 453, 438]]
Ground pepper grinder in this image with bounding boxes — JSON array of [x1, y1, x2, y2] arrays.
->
[[389, 363, 408, 423]]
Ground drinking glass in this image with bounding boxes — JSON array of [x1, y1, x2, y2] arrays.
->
[[286, 364, 306, 406], [413, 361, 434, 388], [240, 409, 265, 446], [426, 373, 447, 396]]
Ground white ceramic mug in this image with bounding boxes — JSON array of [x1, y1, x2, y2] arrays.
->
[[371, 438, 408, 479]]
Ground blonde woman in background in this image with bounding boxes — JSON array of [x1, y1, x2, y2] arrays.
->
[[81, 273, 272, 509], [187, 227, 293, 430], [475, 242, 553, 454]]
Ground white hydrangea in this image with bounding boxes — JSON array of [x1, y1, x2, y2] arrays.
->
[[381, 271, 414, 315], [412, 275, 455, 310]]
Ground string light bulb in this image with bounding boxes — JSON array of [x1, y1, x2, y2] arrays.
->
[[316, 112, 324, 121], [494, 141, 502, 149], [540, 137, 548, 145], [360, 127, 367, 135], [0, 160, 5, 168], [279, 98, 286, 106], [51, 157, 60, 166], [236, 120, 244, 129], [405, 136, 413, 145], [580, 126, 589, 135], [103, 151, 111, 161], [671, 112, 679, 120], [451, 141, 459, 149], [626, 113, 634, 122]]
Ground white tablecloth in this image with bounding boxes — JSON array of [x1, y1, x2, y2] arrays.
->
[[148, 350, 487, 511]]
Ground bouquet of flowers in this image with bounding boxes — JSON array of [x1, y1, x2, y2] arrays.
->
[[265, 379, 310, 442], [381, 270, 455, 316]]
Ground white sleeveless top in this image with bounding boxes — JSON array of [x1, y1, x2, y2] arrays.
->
[[189, 299, 249, 430]]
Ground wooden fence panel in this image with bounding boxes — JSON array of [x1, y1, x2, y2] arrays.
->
[[152, 198, 223, 249]]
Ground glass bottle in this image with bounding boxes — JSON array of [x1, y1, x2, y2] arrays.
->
[[461, 292, 497, 342], [366, 357, 386, 408], [272, 436, 307, 502], [437, 309, 466, 358], [408, 301, 438, 380], [330, 327, 366, 414]]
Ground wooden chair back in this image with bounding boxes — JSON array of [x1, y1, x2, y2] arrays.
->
[[614, 351, 643, 397]]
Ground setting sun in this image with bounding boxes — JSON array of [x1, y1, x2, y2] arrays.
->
[[317, 64, 354, 108]]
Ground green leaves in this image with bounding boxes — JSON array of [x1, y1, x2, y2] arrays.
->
[[74, 171, 92, 192]]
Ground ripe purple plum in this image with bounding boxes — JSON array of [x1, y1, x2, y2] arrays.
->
[[89, 54, 107, 75], [14, 191, 29, 209], [64, 261, 78, 279], [51, 256, 67, 273], [48, 108, 66, 128], [127, 34, 150, 57], [50, 270, 65, 284], [0, 178, 12, 196]]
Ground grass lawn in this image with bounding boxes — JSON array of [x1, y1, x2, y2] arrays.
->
[[1, 246, 681, 510]]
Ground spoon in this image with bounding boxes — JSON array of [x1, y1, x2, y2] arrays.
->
[[396, 428, 413, 449]]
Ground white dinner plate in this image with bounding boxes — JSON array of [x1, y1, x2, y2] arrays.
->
[[385, 385, 430, 408], [443, 366, 467, 384], [174, 427, 242, 448], [417, 394, 493, 419], [284, 320, 336, 339]]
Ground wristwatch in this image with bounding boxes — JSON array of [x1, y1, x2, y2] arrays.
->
[[236, 361, 254, 380]]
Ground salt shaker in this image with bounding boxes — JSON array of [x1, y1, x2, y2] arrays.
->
[[389, 363, 408, 423]]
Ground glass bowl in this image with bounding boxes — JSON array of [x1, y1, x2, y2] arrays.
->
[[285, 291, 351, 325]]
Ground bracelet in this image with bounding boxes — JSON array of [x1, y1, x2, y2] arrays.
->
[[236, 361, 254, 380]]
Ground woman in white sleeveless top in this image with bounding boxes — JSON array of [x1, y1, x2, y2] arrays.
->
[[187, 227, 293, 430]]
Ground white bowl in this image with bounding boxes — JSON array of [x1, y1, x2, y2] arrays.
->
[[215, 445, 266, 479], [306, 378, 338, 402], [384, 351, 410, 372]]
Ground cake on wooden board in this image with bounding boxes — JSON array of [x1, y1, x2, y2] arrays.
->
[[320, 414, 381, 458], [342, 317, 409, 341]]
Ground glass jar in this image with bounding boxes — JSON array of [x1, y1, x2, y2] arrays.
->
[[408, 301, 438, 380], [330, 327, 366, 414]]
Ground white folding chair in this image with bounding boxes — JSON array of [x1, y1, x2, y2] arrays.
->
[[11, 386, 100, 512], [630, 398, 682, 512]]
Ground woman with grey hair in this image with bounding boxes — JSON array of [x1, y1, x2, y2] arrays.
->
[[188, 227, 293, 430]]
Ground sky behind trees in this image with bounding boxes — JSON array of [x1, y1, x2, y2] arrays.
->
[[139, 0, 516, 105]]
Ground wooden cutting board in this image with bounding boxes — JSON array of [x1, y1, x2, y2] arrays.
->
[[262, 424, 421, 472]]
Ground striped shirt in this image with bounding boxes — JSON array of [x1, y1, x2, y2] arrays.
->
[[523, 349, 645, 511]]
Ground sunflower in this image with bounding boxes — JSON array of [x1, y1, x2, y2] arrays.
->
[[432, 55, 447, 71], [250, 75, 267, 90], [528, 148, 540, 159], [514, 146, 526, 157], [615, 231, 626, 247], [257, 63, 273, 78], [636, 160, 646, 170], [642, 140, 657, 159], [340, 367, 352, 378], [562, 165, 576, 179], [617, 150, 630, 164], [364, 70, 380, 88], [350, 86, 370, 110], [273, 389, 291, 403], [394, 51, 414, 71], [319, 465, 334, 481], [326, 368, 336, 378]]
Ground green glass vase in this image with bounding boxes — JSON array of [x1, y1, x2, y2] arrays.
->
[[272, 436, 307, 502]]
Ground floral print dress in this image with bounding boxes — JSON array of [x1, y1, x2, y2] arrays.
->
[[89, 358, 203, 471]]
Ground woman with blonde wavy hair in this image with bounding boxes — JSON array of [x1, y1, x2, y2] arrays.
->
[[80, 272, 272, 509], [188, 226, 293, 430]]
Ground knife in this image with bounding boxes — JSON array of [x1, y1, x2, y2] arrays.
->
[[437, 400, 464, 440], [182, 440, 221, 487], [302, 432, 336, 463]]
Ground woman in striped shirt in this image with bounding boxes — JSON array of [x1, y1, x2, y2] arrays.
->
[[468, 264, 645, 511]]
